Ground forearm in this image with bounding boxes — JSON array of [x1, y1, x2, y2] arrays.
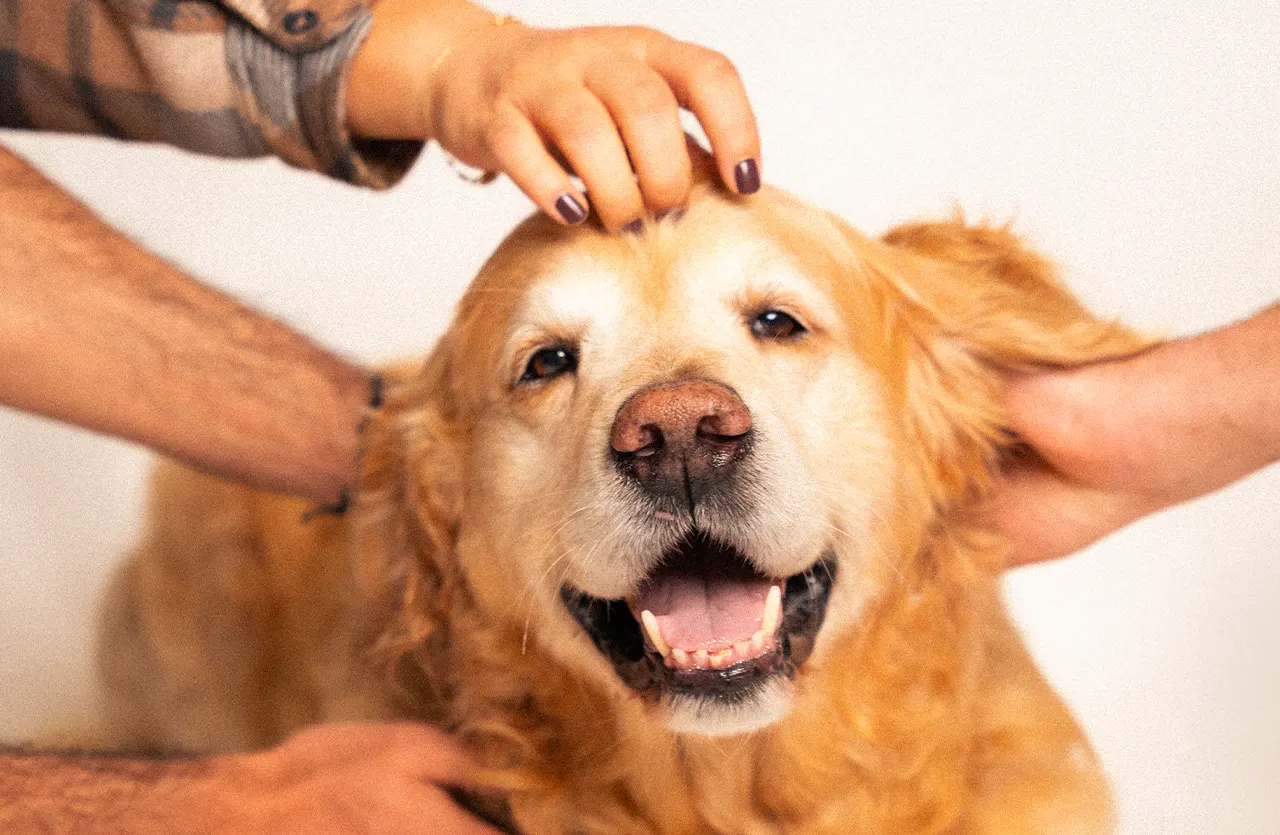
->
[[1195, 302, 1280, 464], [0, 145, 367, 505], [1134, 302, 1280, 499], [0, 748, 240, 833]]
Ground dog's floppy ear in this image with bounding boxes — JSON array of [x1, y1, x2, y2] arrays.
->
[[869, 218, 1149, 514], [348, 342, 467, 707], [880, 218, 1146, 370]]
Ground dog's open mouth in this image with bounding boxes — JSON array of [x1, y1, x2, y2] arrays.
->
[[560, 530, 835, 702]]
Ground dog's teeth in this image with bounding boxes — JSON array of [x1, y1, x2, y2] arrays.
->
[[762, 585, 782, 636], [733, 641, 750, 658], [639, 610, 670, 657], [672, 647, 690, 668], [751, 630, 766, 651], [694, 649, 709, 668], [711, 649, 734, 669]]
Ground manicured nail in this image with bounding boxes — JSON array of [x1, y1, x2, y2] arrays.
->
[[733, 158, 760, 195], [555, 194, 587, 224], [656, 207, 685, 222], [622, 218, 644, 234]]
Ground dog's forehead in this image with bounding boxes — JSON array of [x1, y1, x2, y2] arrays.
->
[[514, 226, 842, 332], [518, 257, 628, 329], [447, 188, 878, 387]]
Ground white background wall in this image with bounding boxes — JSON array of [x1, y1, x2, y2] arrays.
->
[[1, 1, 1276, 831]]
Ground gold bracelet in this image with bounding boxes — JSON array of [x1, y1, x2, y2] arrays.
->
[[428, 12, 519, 78], [429, 13, 519, 186]]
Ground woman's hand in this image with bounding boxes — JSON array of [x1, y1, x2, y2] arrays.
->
[[347, 0, 760, 231]]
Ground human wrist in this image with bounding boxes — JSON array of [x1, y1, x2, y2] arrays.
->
[[304, 367, 385, 514], [346, 0, 497, 139], [1106, 302, 1280, 504], [201, 748, 288, 832]]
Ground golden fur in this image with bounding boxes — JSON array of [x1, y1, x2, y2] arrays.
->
[[98, 177, 1144, 834]]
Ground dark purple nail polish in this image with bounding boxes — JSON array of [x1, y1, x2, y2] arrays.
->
[[555, 194, 587, 225], [622, 218, 644, 234], [734, 158, 760, 195], [656, 207, 685, 222]]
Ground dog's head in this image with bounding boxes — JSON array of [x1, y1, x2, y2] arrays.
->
[[358, 179, 1140, 738]]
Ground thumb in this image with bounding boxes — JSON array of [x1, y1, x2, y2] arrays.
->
[[995, 461, 1141, 567]]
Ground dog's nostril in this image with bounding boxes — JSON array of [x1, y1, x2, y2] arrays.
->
[[613, 422, 662, 456], [697, 411, 751, 441]]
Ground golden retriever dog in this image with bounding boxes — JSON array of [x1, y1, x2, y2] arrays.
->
[[97, 171, 1143, 834]]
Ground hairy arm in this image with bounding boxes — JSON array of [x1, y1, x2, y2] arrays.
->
[[999, 303, 1280, 565], [0, 724, 503, 834], [0, 145, 369, 505], [0, 747, 227, 832]]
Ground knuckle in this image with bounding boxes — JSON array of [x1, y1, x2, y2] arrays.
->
[[697, 50, 742, 87], [484, 115, 523, 153], [644, 168, 692, 210], [621, 79, 678, 124], [621, 24, 667, 47], [553, 101, 608, 145], [561, 28, 600, 57]]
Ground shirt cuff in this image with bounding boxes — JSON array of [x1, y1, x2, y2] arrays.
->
[[220, 0, 367, 53], [224, 3, 422, 189]]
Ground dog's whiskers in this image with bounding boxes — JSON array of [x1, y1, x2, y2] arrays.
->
[[510, 497, 615, 652]]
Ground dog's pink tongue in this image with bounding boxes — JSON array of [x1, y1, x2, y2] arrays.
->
[[635, 572, 772, 652]]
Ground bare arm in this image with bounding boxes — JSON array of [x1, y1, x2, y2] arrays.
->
[[0, 145, 368, 505], [998, 303, 1280, 566], [0, 724, 502, 834]]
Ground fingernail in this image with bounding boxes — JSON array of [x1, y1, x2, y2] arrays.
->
[[656, 207, 684, 222], [555, 194, 587, 225], [622, 218, 644, 234], [733, 158, 760, 195]]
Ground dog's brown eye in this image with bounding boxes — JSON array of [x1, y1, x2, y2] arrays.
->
[[521, 346, 578, 382], [750, 310, 806, 341]]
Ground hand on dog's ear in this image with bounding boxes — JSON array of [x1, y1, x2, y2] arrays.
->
[[878, 221, 1278, 567], [871, 218, 1151, 546]]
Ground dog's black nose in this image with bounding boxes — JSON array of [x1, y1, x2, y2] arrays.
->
[[610, 379, 752, 503]]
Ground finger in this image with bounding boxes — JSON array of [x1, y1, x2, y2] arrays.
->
[[290, 722, 486, 786], [531, 87, 646, 232], [372, 722, 490, 786], [486, 105, 590, 226], [585, 61, 692, 215], [426, 789, 509, 835], [647, 41, 761, 195]]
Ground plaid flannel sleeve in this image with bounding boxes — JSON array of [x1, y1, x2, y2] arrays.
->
[[0, 0, 421, 188]]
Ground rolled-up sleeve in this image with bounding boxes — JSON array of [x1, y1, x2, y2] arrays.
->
[[0, 0, 420, 188]]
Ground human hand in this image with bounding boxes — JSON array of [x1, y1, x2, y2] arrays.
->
[[223, 722, 504, 834], [996, 305, 1280, 566], [347, 0, 760, 231]]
